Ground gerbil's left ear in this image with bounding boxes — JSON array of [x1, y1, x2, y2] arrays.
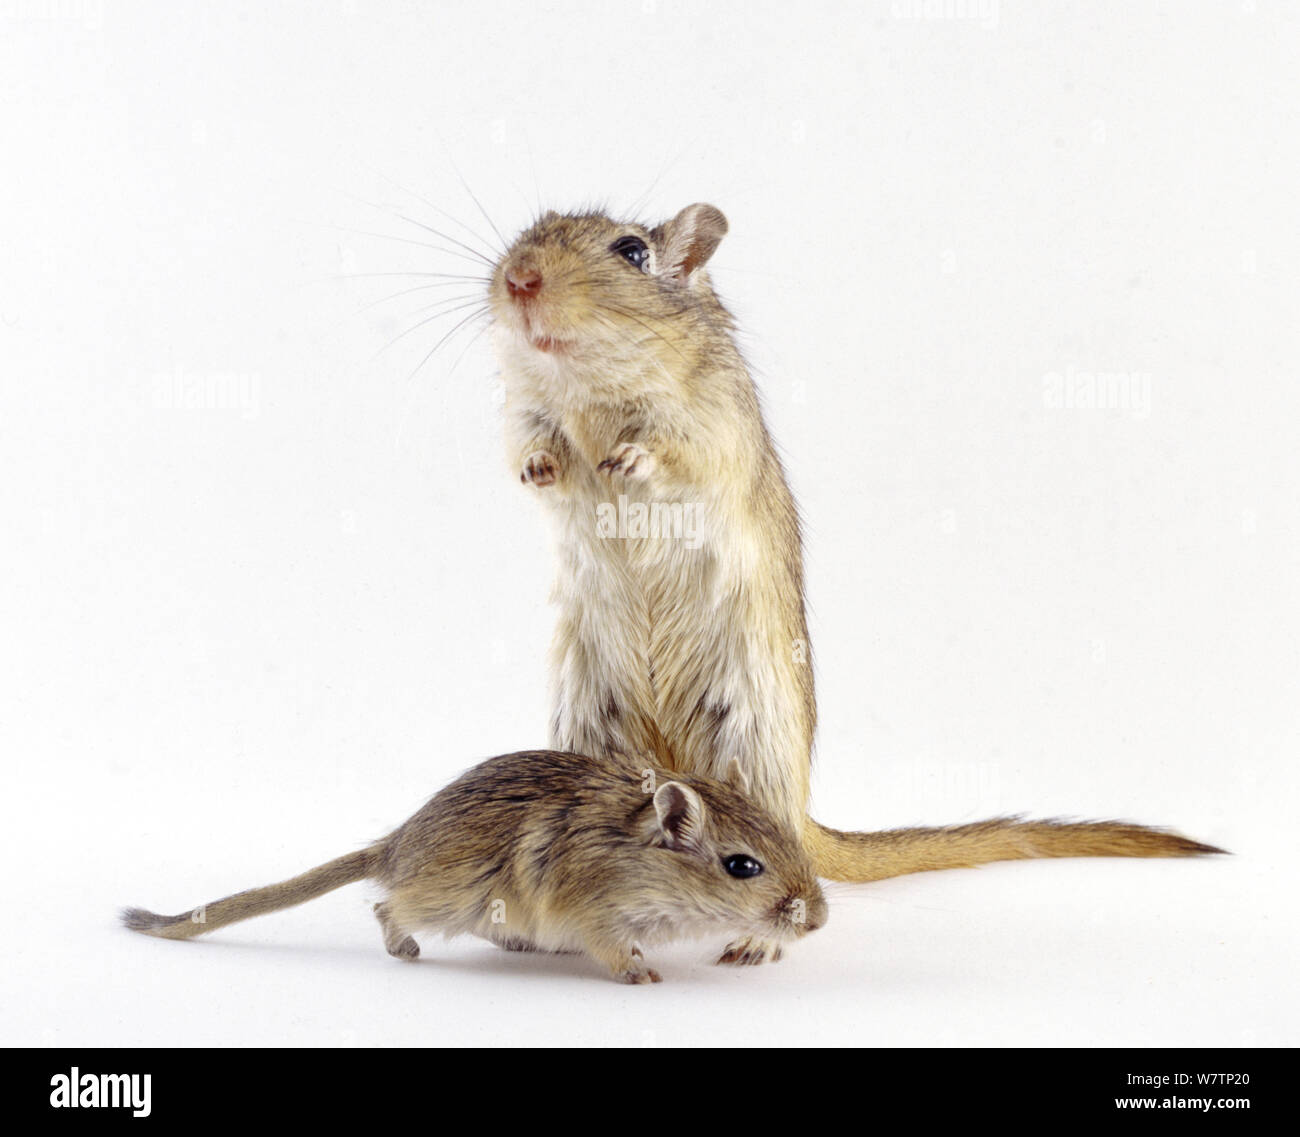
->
[[724, 757, 751, 796], [655, 203, 728, 284], [653, 781, 707, 850]]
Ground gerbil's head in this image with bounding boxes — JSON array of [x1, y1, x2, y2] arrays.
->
[[632, 759, 828, 946], [488, 204, 732, 392]]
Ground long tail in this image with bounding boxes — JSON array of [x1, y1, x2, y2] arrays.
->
[[121, 848, 376, 941], [805, 816, 1226, 883]]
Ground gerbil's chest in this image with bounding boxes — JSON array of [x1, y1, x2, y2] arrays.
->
[[556, 408, 640, 471], [576, 434, 715, 552]]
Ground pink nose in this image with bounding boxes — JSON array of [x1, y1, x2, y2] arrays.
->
[[506, 267, 542, 298]]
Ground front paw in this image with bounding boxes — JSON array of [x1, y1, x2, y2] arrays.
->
[[716, 938, 783, 966], [618, 964, 663, 985], [598, 443, 655, 480], [521, 449, 559, 486]]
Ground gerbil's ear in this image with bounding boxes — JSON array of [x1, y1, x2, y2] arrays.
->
[[655, 203, 728, 284], [653, 781, 707, 850], [724, 757, 751, 797]]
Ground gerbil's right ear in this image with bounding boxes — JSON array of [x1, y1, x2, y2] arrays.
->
[[653, 781, 707, 851], [655, 203, 728, 285]]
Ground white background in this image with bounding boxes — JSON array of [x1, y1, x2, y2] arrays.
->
[[2, 0, 1297, 1048]]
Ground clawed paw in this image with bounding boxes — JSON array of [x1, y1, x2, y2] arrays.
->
[[521, 450, 559, 486], [716, 938, 783, 966], [620, 966, 663, 985], [387, 935, 420, 961], [598, 443, 655, 480]]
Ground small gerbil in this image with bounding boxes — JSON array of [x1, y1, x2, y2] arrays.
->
[[121, 749, 827, 983], [487, 203, 1223, 963]]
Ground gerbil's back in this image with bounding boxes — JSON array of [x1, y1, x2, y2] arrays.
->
[[373, 750, 645, 886]]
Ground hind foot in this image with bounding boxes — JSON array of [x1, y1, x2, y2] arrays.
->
[[374, 902, 420, 961], [386, 934, 420, 960], [716, 937, 783, 966]]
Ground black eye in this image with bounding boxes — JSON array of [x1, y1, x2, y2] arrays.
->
[[610, 235, 651, 271], [722, 854, 764, 879]]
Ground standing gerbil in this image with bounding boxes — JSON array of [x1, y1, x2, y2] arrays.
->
[[487, 204, 1222, 963], [122, 749, 827, 983]]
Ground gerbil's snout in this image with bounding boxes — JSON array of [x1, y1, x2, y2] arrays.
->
[[785, 894, 826, 940], [494, 241, 585, 353], [804, 897, 829, 932], [505, 264, 542, 299], [776, 885, 828, 938]]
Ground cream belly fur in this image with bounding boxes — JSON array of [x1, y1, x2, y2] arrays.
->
[[540, 431, 810, 833]]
